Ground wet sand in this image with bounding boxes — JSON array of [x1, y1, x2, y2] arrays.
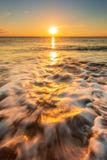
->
[[0, 51, 107, 160]]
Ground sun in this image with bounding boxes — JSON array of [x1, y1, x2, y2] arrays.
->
[[49, 26, 58, 35]]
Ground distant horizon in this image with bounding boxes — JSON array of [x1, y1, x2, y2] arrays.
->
[[0, 35, 107, 38]]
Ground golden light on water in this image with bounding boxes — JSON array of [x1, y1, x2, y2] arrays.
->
[[41, 107, 82, 124], [50, 37, 57, 64], [51, 37, 55, 49], [50, 52, 57, 60], [49, 26, 58, 35]]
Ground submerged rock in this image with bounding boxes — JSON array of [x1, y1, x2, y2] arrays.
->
[[75, 98, 92, 107], [53, 73, 73, 82], [12, 86, 24, 95], [0, 121, 8, 139], [66, 113, 92, 145], [23, 115, 43, 139], [0, 90, 8, 101], [92, 116, 107, 134], [91, 83, 100, 89], [91, 89, 104, 98], [85, 133, 107, 160], [0, 147, 17, 160]]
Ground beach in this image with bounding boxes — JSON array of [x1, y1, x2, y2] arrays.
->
[[0, 37, 107, 160]]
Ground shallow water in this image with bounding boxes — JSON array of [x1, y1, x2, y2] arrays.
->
[[0, 37, 107, 160]]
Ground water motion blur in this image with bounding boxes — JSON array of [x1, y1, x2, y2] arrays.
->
[[0, 37, 107, 159]]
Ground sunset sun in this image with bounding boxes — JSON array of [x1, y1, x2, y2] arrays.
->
[[49, 26, 58, 35]]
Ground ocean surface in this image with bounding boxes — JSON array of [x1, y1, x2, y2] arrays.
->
[[0, 37, 107, 160], [0, 37, 107, 61]]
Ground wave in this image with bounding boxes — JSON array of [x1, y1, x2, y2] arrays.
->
[[55, 46, 107, 51], [30, 46, 107, 52]]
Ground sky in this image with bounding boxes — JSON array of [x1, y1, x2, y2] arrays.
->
[[0, 0, 107, 36]]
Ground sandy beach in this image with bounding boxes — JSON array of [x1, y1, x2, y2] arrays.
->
[[0, 37, 107, 160]]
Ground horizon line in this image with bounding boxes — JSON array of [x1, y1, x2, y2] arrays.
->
[[0, 35, 107, 38]]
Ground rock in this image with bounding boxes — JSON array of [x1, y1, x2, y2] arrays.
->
[[92, 116, 107, 134], [66, 113, 92, 144], [87, 77, 97, 83], [53, 73, 73, 82], [0, 90, 8, 101], [80, 80, 88, 87], [23, 115, 43, 139], [91, 83, 100, 89], [79, 108, 97, 125], [101, 71, 107, 76], [34, 82, 45, 87], [58, 92, 68, 98], [91, 89, 104, 98], [0, 121, 8, 139], [0, 115, 8, 121], [96, 104, 107, 120], [91, 73, 100, 77], [86, 103, 94, 109], [76, 98, 92, 107], [13, 86, 24, 95], [85, 133, 107, 160], [87, 62, 105, 67], [0, 147, 17, 160]]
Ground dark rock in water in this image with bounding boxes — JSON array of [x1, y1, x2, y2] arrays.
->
[[86, 103, 94, 109], [0, 121, 8, 140], [87, 62, 105, 67], [34, 81, 45, 87], [53, 73, 72, 82], [91, 89, 104, 98], [66, 108, 97, 145], [63, 65, 81, 74], [79, 109, 97, 125], [92, 116, 107, 133], [24, 115, 43, 139], [66, 114, 92, 145], [75, 98, 92, 107], [0, 90, 8, 101], [91, 73, 101, 77], [53, 73, 60, 79], [36, 100, 57, 108], [101, 71, 107, 77], [87, 77, 97, 83], [26, 103, 36, 112], [0, 147, 17, 160], [95, 104, 107, 120], [80, 80, 88, 87], [12, 86, 24, 95], [58, 92, 67, 98], [91, 83, 100, 89], [9, 119, 23, 136], [85, 133, 107, 160], [0, 115, 8, 121]]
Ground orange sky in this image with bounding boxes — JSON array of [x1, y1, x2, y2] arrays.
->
[[0, 0, 107, 37]]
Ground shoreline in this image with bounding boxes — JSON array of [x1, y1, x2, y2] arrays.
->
[[0, 57, 107, 159]]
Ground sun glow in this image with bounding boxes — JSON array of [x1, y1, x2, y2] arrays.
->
[[49, 26, 58, 35]]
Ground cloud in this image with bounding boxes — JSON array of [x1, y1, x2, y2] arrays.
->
[[0, 12, 13, 20], [0, 28, 8, 34], [24, 10, 30, 14]]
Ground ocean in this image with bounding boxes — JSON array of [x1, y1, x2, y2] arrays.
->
[[0, 37, 107, 61], [0, 37, 107, 159]]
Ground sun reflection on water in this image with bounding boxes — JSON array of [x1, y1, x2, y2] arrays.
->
[[50, 51, 58, 65], [51, 37, 55, 49], [50, 52, 57, 60], [50, 37, 58, 64]]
